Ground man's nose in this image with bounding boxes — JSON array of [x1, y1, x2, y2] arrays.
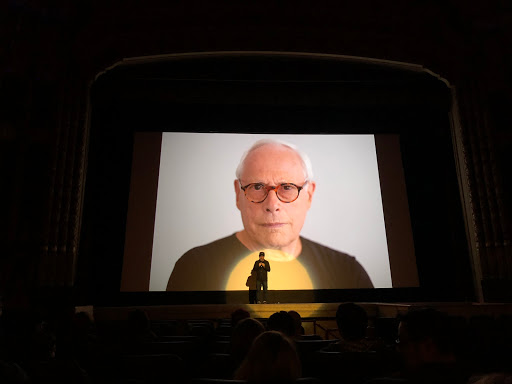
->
[[264, 189, 281, 212]]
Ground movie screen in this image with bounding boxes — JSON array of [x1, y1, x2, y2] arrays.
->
[[121, 132, 418, 292]]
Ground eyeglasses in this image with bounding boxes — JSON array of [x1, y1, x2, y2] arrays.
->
[[239, 180, 308, 203]]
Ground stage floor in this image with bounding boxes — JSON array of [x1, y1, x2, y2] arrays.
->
[[89, 301, 512, 322]]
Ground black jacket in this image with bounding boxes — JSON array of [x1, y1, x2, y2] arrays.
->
[[252, 259, 270, 282]]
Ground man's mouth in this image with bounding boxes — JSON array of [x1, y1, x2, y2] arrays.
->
[[261, 222, 286, 228]]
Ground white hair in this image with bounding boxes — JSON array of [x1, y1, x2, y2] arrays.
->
[[235, 139, 314, 181]]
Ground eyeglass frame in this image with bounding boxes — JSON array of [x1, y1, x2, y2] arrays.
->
[[238, 179, 309, 203]]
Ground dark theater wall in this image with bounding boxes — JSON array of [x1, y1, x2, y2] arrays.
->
[[1, 1, 511, 306]]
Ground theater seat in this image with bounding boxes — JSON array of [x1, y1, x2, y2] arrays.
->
[[197, 353, 236, 379], [311, 350, 393, 384]]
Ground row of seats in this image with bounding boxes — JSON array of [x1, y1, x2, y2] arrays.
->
[[3, 307, 511, 384]]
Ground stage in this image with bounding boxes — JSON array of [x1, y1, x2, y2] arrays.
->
[[89, 301, 512, 322]]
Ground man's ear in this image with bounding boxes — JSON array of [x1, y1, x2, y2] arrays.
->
[[234, 179, 241, 210], [306, 181, 316, 205]]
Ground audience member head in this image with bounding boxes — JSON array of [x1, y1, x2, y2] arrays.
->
[[72, 312, 95, 335], [397, 308, 456, 370], [234, 330, 301, 384], [230, 318, 265, 367], [231, 308, 251, 327], [267, 311, 295, 338], [30, 321, 56, 361], [287, 310, 304, 338], [336, 302, 368, 341], [126, 309, 156, 341], [127, 309, 151, 331]]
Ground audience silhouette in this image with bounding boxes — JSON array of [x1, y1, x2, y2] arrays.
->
[[368, 307, 470, 384], [234, 330, 301, 384], [288, 310, 306, 339], [323, 302, 384, 352], [230, 318, 265, 371], [267, 311, 296, 338], [0, 301, 510, 384]]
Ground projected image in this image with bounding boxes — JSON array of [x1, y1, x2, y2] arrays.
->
[[148, 133, 393, 292]]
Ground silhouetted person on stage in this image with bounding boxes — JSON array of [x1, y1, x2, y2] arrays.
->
[[252, 252, 270, 303], [246, 270, 257, 304]]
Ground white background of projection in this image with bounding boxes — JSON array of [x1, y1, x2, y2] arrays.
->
[[150, 133, 392, 291]]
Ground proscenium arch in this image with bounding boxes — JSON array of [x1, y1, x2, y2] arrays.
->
[[83, 51, 480, 302], [95, 51, 448, 83]]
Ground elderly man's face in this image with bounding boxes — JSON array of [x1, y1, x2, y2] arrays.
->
[[235, 144, 316, 252]]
